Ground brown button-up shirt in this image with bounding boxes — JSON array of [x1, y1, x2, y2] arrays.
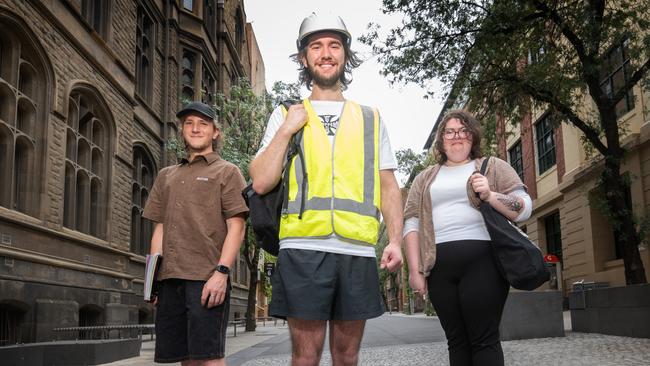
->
[[143, 152, 248, 281]]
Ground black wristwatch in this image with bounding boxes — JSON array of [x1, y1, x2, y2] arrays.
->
[[214, 264, 230, 275]]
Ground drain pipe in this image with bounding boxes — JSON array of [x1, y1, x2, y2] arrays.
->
[[161, 0, 171, 167], [216, 0, 224, 109]]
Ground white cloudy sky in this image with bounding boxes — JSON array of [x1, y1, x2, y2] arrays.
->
[[244, 0, 446, 156]]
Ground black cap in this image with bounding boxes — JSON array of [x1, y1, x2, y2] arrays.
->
[[176, 101, 216, 121]]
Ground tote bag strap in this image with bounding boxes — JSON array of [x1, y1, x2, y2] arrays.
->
[[479, 156, 490, 176], [475, 157, 491, 199]]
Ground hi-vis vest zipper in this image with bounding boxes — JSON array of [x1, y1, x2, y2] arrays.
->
[[279, 99, 381, 245]]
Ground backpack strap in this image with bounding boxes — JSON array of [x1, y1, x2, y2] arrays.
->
[[279, 100, 306, 219]]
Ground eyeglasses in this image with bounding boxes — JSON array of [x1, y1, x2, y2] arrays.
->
[[443, 128, 470, 140]]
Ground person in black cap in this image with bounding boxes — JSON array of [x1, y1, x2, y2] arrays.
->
[[143, 101, 249, 365]]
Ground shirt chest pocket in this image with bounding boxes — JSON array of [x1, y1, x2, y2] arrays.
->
[[188, 178, 218, 207]]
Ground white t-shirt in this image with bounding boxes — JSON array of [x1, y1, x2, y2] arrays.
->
[[402, 160, 532, 244], [430, 162, 491, 243], [257, 100, 397, 257]]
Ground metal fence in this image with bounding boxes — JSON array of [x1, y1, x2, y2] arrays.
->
[[52, 317, 286, 341], [52, 324, 155, 341]]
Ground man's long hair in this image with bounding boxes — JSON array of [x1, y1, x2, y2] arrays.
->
[[291, 39, 362, 90]]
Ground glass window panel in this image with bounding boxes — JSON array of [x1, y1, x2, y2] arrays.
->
[[536, 115, 556, 174], [601, 39, 634, 116], [612, 69, 625, 92], [508, 140, 524, 181]]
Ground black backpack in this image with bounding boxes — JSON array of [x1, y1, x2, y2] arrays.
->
[[242, 101, 305, 256]]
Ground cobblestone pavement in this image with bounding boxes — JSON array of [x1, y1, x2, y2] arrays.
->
[[241, 332, 650, 366], [100, 313, 650, 366]]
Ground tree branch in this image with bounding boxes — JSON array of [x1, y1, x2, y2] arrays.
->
[[458, 0, 496, 15], [530, 0, 591, 61], [585, 0, 606, 54], [496, 74, 608, 155]]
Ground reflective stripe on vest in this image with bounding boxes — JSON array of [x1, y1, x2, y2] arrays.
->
[[279, 99, 381, 245]]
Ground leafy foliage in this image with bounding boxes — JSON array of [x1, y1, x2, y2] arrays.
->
[[270, 81, 302, 106], [216, 79, 302, 330], [364, 0, 650, 283], [218, 78, 273, 180], [395, 148, 433, 186]]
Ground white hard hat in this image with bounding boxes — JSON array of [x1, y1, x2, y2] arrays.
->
[[296, 13, 352, 50]]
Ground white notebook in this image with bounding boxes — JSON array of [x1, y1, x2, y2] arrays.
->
[[143, 253, 162, 302]]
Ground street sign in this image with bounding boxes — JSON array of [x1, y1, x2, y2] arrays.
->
[[264, 262, 275, 277], [544, 254, 560, 263]]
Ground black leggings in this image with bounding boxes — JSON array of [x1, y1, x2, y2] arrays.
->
[[427, 240, 509, 366]]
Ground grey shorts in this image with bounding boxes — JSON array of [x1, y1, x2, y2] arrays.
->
[[269, 249, 385, 321]]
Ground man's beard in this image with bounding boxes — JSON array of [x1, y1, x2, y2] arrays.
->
[[307, 62, 343, 88]]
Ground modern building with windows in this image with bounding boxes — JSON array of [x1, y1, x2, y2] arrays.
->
[[422, 39, 650, 296], [0, 0, 264, 345]]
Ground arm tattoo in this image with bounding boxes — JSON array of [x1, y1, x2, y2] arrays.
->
[[495, 193, 523, 212]]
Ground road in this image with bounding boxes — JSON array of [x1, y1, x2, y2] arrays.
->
[[227, 313, 445, 365]]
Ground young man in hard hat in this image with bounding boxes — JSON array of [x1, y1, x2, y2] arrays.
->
[[250, 13, 403, 366], [144, 102, 248, 365]]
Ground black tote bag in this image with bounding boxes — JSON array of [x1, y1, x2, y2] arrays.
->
[[478, 157, 549, 291]]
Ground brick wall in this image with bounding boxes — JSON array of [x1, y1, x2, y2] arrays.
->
[[521, 110, 538, 199]]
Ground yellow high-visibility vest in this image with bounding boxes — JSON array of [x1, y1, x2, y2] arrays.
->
[[279, 99, 381, 245]]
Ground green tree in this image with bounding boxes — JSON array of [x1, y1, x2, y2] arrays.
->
[[395, 148, 433, 187], [270, 81, 302, 105], [363, 0, 650, 284], [218, 79, 302, 331], [217, 78, 271, 331]]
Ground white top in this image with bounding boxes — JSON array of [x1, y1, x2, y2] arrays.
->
[[257, 100, 397, 257], [403, 160, 532, 244]]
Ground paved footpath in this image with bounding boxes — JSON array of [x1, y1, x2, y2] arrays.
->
[[102, 320, 289, 366], [103, 313, 650, 366]]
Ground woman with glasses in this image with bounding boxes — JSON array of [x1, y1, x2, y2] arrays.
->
[[403, 109, 532, 366]]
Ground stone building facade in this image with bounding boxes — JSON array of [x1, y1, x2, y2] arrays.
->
[[0, 0, 264, 345]]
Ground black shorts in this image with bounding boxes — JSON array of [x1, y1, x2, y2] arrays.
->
[[269, 249, 385, 321], [154, 278, 230, 363]]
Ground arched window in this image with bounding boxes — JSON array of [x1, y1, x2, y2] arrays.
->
[[203, 0, 216, 40], [136, 3, 155, 103], [64, 88, 112, 239], [78, 304, 103, 340], [229, 63, 240, 89], [201, 61, 215, 105], [81, 0, 111, 39], [235, 8, 245, 55], [0, 302, 28, 346], [131, 144, 156, 255], [181, 49, 196, 102], [0, 11, 49, 217]]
